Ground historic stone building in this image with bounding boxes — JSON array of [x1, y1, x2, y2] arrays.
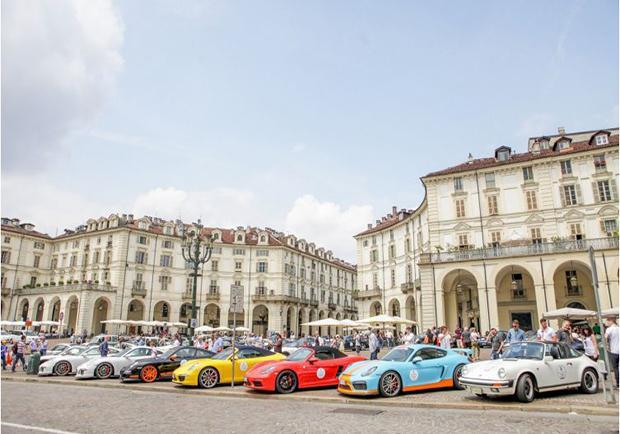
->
[[1, 216, 357, 337], [355, 127, 619, 332]]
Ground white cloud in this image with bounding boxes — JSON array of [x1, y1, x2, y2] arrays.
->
[[284, 195, 374, 262], [132, 187, 263, 228], [1, 174, 105, 236], [1, 0, 124, 171]]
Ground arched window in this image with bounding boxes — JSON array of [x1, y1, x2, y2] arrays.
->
[[162, 304, 169, 318], [567, 301, 586, 310]]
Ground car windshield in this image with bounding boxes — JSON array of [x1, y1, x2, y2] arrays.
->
[[381, 347, 414, 362], [502, 342, 544, 360], [212, 348, 234, 360], [287, 348, 313, 361]]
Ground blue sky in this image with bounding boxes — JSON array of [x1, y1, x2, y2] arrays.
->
[[2, 0, 618, 261]]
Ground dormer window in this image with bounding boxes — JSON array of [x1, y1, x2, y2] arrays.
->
[[595, 134, 609, 145], [556, 140, 571, 150], [138, 221, 148, 230], [539, 139, 550, 149], [497, 149, 509, 161], [260, 235, 266, 242], [236, 234, 243, 242], [212, 232, 219, 241]]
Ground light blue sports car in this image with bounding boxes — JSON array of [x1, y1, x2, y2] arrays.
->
[[338, 344, 471, 397]]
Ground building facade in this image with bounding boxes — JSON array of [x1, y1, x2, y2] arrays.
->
[[355, 127, 619, 332], [1, 216, 357, 337]]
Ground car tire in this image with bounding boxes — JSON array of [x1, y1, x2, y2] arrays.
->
[[140, 365, 159, 383], [54, 361, 71, 376], [379, 371, 402, 397], [275, 370, 298, 394], [95, 363, 113, 379], [579, 368, 598, 394], [197, 367, 220, 389], [453, 364, 465, 390], [515, 373, 535, 403]]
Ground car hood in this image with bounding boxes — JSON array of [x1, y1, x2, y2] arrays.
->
[[463, 359, 527, 377], [342, 360, 383, 376]]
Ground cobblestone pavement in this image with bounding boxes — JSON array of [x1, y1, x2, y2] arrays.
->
[[1, 382, 618, 434], [2, 368, 618, 414]]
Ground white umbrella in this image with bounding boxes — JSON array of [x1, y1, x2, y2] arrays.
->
[[195, 325, 214, 333], [36, 320, 62, 326], [358, 314, 415, 325], [302, 318, 342, 327], [213, 326, 232, 332], [339, 319, 366, 327], [234, 326, 251, 332], [170, 322, 187, 327], [101, 319, 127, 324], [601, 307, 619, 318], [543, 307, 597, 320], [0, 320, 25, 327]]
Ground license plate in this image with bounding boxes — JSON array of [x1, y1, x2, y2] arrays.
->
[[470, 387, 483, 394]]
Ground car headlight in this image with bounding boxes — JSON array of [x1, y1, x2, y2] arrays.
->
[[461, 366, 469, 376], [361, 366, 377, 377], [497, 368, 506, 379], [260, 366, 276, 375]]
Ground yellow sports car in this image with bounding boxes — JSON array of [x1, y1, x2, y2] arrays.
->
[[172, 345, 285, 388]]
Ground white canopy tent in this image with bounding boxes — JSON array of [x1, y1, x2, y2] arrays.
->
[[302, 318, 342, 327], [0, 320, 26, 328], [542, 307, 597, 320], [358, 314, 416, 325], [194, 325, 214, 333]]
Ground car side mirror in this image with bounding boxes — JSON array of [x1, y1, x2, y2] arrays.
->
[[544, 355, 553, 363], [308, 357, 319, 364], [412, 356, 422, 364]]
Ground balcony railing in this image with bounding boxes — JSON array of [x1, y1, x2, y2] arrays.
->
[[419, 237, 619, 264], [566, 285, 583, 297], [182, 291, 193, 301], [328, 302, 336, 310], [355, 288, 381, 299], [309, 297, 319, 307], [401, 281, 414, 293], [19, 282, 115, 295]]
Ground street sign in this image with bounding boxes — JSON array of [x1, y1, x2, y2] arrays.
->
[[190, 318, 197, 328], [230, 285, 244, 313]]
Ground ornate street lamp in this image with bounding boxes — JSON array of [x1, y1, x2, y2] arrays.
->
[[180, 219, 214, 337]]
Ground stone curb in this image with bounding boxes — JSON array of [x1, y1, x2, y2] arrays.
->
[[3, 376, 618, 417]]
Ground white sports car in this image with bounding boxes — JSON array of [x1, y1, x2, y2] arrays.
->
[[75, 346, 162, 379], [38, 345, 120, 376], [459, 341, 599, 402]]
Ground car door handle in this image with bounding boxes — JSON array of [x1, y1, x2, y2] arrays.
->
[[566, 362, 573, 366]]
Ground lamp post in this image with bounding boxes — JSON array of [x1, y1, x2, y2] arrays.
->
[[180, 220, 213, 337]]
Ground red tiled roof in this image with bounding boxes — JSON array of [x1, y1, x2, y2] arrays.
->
[[423, 135, 619, 178], [354, 211, 413, 237], [1, 224, 52, 239]]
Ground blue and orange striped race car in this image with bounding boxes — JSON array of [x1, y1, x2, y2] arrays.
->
[[337, 344, 471, 397]]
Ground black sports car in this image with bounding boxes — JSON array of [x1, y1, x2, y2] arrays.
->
[[120, 346, 214, 383]]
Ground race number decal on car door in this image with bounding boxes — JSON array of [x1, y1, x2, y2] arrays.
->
[[239, 361, 248, 371], [409, 369, 419, 381], [316, 368, 326, 379]]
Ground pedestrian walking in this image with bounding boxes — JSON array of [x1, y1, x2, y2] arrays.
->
[[604, 317, 619, 389], [39, 337, 48, 356], [489, 328, 503, 360], [11, 335, 26, 372], [369, 329, 379, 360], [461, 327, 471, 349], [354, 331, 362, 356], [1, 340, 7, 370], [274, 333, 283, 353], [470, 328, 480, 360], [99, 336, 109, 357]]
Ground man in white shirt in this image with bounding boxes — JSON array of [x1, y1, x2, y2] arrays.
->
[[403, 327, 415, 345], [369, 330, 379, 360], [536, 318, 557, 342], [604, 317, 619, 388], [439, 326, 452, 349]]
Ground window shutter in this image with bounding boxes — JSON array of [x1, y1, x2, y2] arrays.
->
[[559, 186, 566, 207], [592, 182, 600, 203], [575, 184, 582, 205], [611, 179, 618, 201]]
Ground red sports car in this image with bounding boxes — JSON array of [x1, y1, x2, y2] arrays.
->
[[243, 346, 366, 393]]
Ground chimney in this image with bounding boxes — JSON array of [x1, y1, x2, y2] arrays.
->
[[392, 206, 397, 215], [381, 216, 387, 222], [558, 127, 565, 135], [128, 214, 134, 222], [467, 153, 474, 164], [376, 220, 381, 225], [367, 223, 372, 229]]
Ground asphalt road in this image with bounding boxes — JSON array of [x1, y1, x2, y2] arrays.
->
[[2, 382, 618, 434]]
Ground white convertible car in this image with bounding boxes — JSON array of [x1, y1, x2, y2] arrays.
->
[[459, 341, 599, 402], [39, 345, 120, 376], [75, 346, 162, 379]]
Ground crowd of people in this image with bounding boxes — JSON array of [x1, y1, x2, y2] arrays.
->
[[1, 334, 49, 372]]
